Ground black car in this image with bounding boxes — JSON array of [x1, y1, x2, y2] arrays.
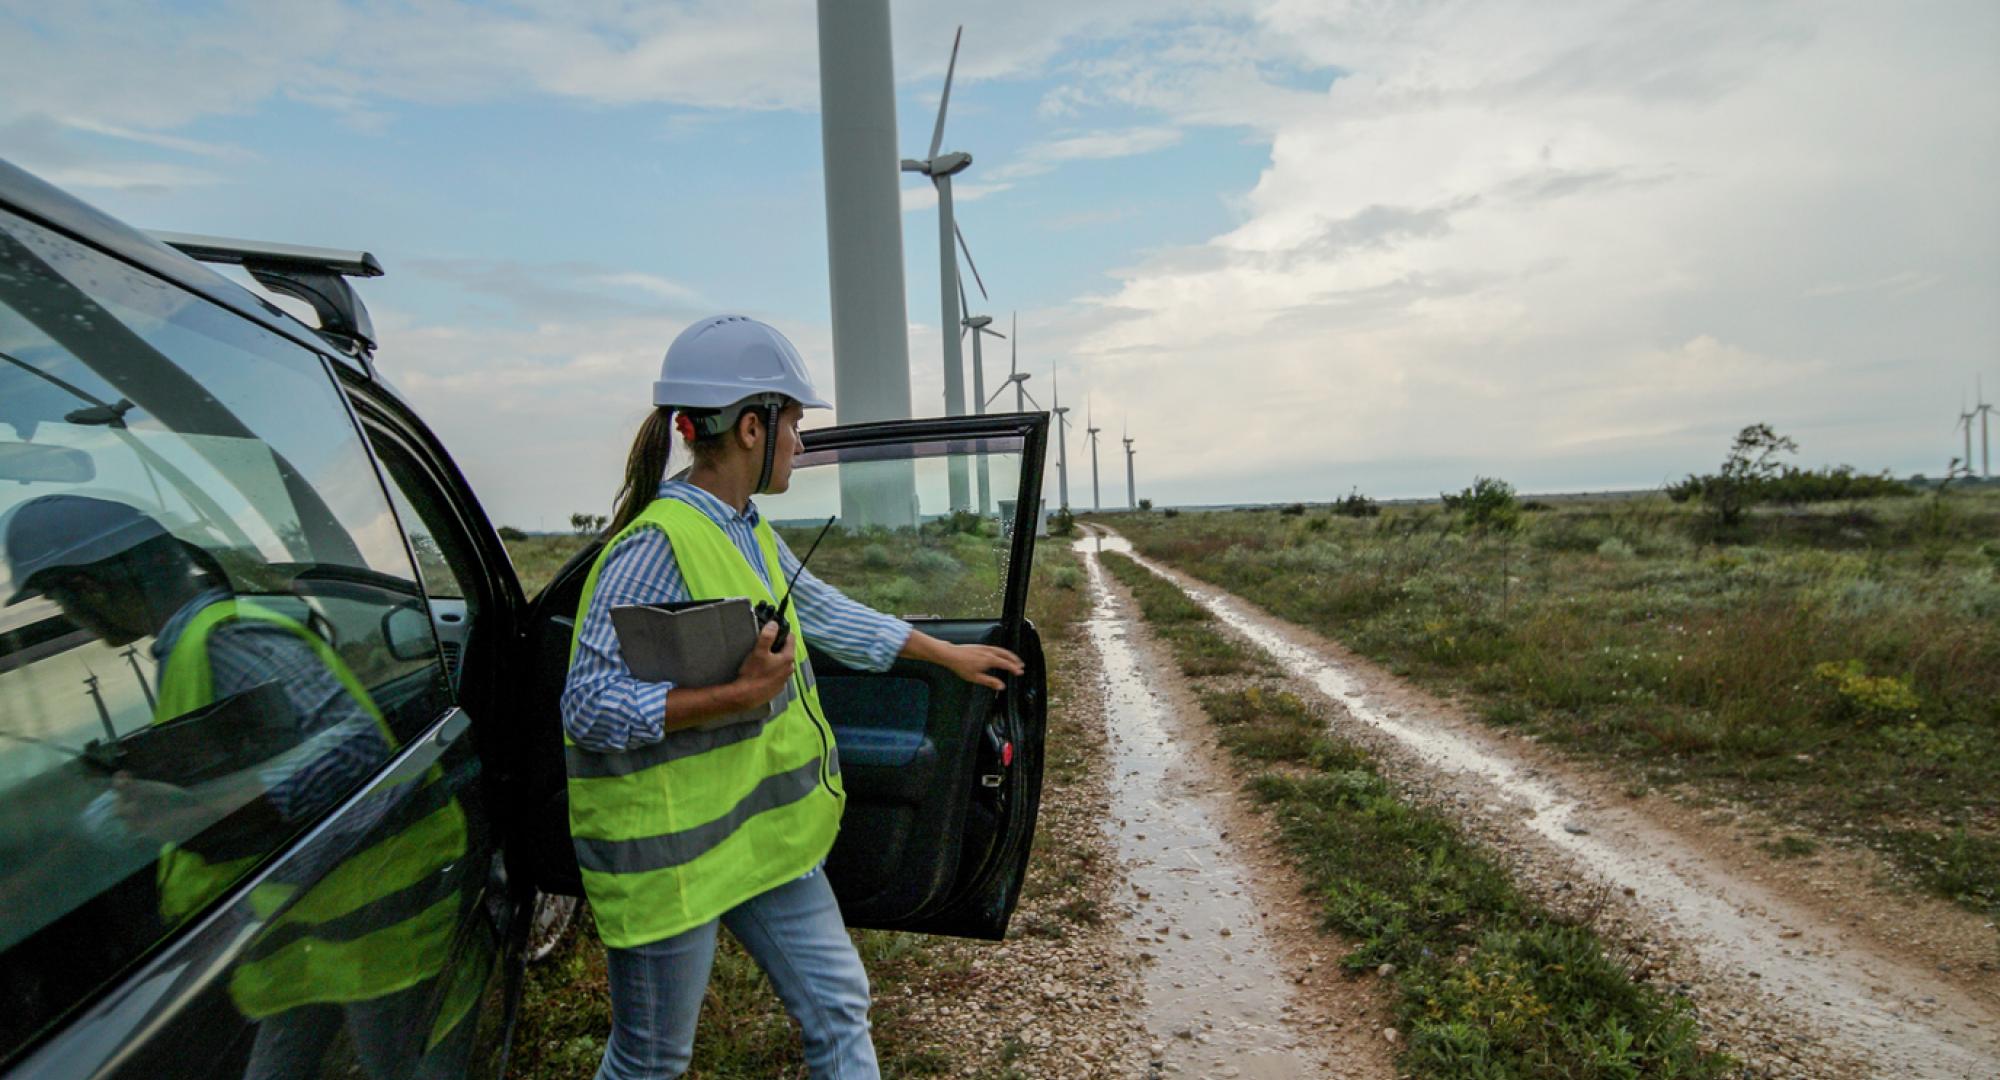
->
[[0, 158, 1048, 1078]]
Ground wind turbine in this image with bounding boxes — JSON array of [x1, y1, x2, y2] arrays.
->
[[958, 241, 1002, 418], [1977, 375, 1993, 479], [1123, 422, 1137, 511], [984, 312, 1042, 413], [1051, 366, 1072, 510], [902, 26, 974, 509], [1958, 396, 1976, 479], [957, 239, 1002, 513], [1086, 398, 1102, 511]]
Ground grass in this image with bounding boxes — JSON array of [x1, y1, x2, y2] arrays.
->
[[1100, 488, 2000, 918], [1097, 550, 1267, 677], [1099, 550, 1729, 1079], [503, 537, 1095, 1078]]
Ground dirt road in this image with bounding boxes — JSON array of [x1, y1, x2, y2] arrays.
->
[[1078, 535, 1396, 1078], [1088, 528, 2000, 1079]]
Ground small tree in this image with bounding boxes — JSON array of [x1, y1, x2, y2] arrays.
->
[[570, 512, 608, 536], [1702, 423, 1797, 527], [1138, 498, 1154, 512], [1443, 476, 1519, 531], [1334, 488, 1381, 518]]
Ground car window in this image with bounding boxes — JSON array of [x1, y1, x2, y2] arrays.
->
[[0, 210, 449, 1059], [756, 433, 1028, 619]]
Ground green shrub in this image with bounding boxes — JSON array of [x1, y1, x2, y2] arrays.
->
[[1442, 477, 1520, 532], [1595, 537, 1636, 560], [908, 549, 961, 577], [1813, 659, 1919, 719], [1335, 490, 1381, 518]]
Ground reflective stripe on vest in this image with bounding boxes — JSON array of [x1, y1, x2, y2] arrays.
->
[[565, 497, 843, 949], [150, 596, 469, 1017]]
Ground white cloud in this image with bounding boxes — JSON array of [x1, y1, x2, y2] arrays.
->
[[1024, 0, 2000, 502], [8, 0, 1994, 509]]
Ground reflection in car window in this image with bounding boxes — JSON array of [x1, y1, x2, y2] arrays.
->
[[0, 210, 449, 1060], [756, 437, 1026, 619], [367, 432, 470, 603]]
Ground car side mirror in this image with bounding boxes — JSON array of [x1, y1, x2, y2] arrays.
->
[[0, 442, 95, 483], [382, 601, 439, 662]]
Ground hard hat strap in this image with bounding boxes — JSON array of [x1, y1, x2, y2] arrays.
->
[[754, 402, 782, 494]]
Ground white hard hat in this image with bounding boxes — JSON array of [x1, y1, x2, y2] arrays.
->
[[653, 315, 831, 412]]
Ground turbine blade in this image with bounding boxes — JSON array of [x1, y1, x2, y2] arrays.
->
[[981, 326, 1006, 340], [984, 383, 1009, 409], [1010, 311, 1018, 375], [1021, 387, 1044, 411], [929, 26, 962, 162], [958, 273, 970, 322], [955, 220, 989, 300]]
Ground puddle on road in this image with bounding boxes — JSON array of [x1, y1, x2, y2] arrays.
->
[[1077, 535, 1327, 1078], [1095, 532, 2000, 1080]]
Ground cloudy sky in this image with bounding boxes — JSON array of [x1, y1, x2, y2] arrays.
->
[[5, 0, 1996, 525]]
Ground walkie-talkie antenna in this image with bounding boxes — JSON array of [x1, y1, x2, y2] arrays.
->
[[776, 515, 838, 620], [765, 515, 836, 652]]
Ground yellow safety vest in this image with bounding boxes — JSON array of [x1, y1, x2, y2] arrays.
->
[[151, 597, 470, 1022], [566, 498, 843, 949]]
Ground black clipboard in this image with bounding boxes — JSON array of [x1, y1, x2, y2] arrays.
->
[[83, 682, 299, 785]]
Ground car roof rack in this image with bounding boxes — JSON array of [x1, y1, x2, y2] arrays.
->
[[149, 231, 383, 362]]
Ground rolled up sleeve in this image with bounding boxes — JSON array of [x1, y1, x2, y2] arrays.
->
[[778, 538, 912, 672]]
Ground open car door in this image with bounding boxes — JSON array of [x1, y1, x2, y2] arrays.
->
[[516, 413, 1050, 940]]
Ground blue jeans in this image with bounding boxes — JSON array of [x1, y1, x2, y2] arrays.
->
[[594, 866, 879, 1079]]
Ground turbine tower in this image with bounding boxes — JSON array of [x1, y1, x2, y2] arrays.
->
[[814, 0, 915, 525], [1051, 366, 1072, 510], [902, 26, 974, 509], [1977, 375, 1993, 479], [1123, 422, 1137, 510], [1086, 398, 1102, 511], [957, 243, 1002, 513], [958, 243, 1000, 420], [1958, 396, 1976, 478]]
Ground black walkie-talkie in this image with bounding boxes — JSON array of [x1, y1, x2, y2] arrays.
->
[[757, 515, 836, 653]]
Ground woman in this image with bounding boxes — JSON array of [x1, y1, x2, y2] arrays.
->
[[561, 314, 1023, 1080]]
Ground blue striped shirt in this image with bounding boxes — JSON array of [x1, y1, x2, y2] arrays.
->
[[561, 480, 914, 753], [151, 589, 389, 821]]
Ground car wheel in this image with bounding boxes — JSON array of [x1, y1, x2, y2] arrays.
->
[[526, 891, 582, 965]]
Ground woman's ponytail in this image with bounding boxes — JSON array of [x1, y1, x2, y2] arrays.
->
[[607, 406, 676, 536]]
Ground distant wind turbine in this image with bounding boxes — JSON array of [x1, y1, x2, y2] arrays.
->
[[984, 312, 1041, 412], [902, 26, 974, 508], [1977, 376, 1993, 479], [1051, 366, 1072, 510], [957, 240, 1002, 513], [1123, 422, 1137, 510], [1087, 398, 1102, 512], [1958, 396, 1976, 479]]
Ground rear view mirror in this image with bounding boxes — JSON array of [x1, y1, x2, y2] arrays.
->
[[382, 600, 440, 662], [0, 442, 94, 483]]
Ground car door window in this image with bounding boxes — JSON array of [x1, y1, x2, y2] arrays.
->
[[0, 210, 449, 1060], [757, 434, 1030, 620]]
